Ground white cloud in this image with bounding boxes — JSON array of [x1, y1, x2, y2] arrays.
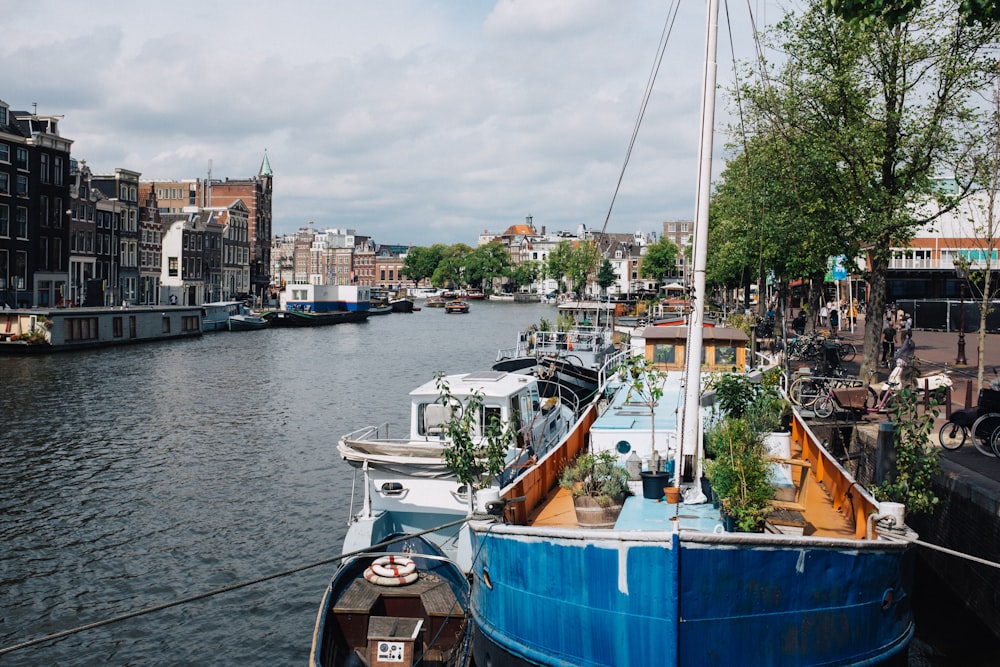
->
[[0, 0, 766, 245]]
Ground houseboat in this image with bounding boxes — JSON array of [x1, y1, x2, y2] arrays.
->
[[263, 284, 370, 327], [0, 306, 203, 354]]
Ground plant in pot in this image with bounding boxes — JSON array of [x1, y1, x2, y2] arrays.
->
[[617, 355, 670, 499], [703, 416, 775, 532], [435, 376, 516, 515], [559, 450, 631, 528]]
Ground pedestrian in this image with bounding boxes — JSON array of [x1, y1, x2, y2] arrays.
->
[[881, 318, 897, 367], [792, 310, 806, 336], [895, 333, 915, 364], [829, 307, 840, 336], [847, 301, 858, 329], [819, 302, 828, 327], [901, 313, 913, 339]]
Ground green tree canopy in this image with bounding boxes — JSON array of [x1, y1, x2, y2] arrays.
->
[[402, 245, 445, 285], [464, 241, 511, 291], [727, 0, 998, 374], [639, 237, 680, 283]]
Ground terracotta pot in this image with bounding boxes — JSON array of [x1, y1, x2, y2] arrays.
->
[[664, 487, 681, 504]]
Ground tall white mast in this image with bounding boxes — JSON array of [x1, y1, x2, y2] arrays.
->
[[678, 0, 720, 482]]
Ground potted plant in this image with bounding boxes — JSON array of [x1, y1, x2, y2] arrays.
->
[[435, 376, 515, 515], [703, 415, 775, 532], [618, 355, 671, 499], [559, 451, 631, 528]]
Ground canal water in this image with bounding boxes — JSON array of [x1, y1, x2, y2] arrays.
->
[[0, 299, 990, 665], [0, 300, 553, 666]]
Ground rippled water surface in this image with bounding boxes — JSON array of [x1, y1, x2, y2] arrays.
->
[[0, 300, 552, 666]]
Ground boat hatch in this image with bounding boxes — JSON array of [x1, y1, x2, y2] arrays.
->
[[461, 370, 507, 382]]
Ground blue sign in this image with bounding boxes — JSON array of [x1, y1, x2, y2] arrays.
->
[[828, 255, 849, 281]]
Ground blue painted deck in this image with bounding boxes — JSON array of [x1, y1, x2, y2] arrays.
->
[[615, 494, 724, 533]]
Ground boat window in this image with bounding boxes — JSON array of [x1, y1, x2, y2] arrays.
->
[[509, 398, 523, 431], [421, 403, 450, 436], [715, 345, 737, 366], [653, 344, 676, 364], [483, 406, 502, 432]]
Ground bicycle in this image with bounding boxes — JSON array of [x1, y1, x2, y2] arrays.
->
[[812, 370, 884, 419], [938, 369, 1000, 457]]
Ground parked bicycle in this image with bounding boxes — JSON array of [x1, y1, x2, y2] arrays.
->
[[939, 368, 1000, 457], [813, 358, 952, 420]]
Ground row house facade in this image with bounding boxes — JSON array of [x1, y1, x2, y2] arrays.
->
[[0, 101, 73, 308], [268, 226, 412, 290], [161, 210, 209, 306], [478, 217, 653, 297], [140, 151, 272, 300]]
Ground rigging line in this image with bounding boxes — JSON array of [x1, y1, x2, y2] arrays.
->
[[0, 516, 473, 657], [597, 0, 682, 241]]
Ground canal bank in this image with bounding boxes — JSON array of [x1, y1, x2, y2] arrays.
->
[[803, 325, 1000, 663]]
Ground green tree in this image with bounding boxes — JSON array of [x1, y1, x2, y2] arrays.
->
[[431, 243, 473, 289], [639, 237, 680, 284], [735, 1, 998, 375], [596, 259, 617, 297], [464, 241, 510, 292], [565, 240, 600, 296], [826, 0, 998, 26], [546, 240, 575, 293], [402, 245, 445, 286], [509, 260, 541, 292]]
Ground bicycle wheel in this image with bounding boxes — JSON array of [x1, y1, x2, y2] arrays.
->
[[860, 386, 880, 410], [789, 377, 821, 407], [837, 342, 857, 362], [814, 394, 835, 418], [938, 421, 967, 450], [970, 413, 1000, 457], [992, 426, 1000, 458]]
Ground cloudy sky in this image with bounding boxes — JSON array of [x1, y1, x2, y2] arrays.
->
[[2, 0, 771, 245]]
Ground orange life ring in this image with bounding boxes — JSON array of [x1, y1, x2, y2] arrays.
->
[[364, 556, 418, 586]]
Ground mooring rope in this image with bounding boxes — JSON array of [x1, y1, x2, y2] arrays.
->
[[907, 535, 1000, 570], [0, 516, 473, 656]]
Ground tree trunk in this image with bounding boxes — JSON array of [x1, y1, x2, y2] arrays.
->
[[862, 253, 889, 379]]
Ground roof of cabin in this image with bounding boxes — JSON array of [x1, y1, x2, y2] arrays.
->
[[641, 325, 749, 343]]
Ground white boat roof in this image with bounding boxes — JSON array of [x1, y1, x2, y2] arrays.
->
[[408, 370, 537, 401]]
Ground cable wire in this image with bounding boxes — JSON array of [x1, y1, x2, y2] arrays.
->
[[0, 516, 473, 657]]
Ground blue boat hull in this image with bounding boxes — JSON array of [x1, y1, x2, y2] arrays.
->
[[470, 527, 914, 667]]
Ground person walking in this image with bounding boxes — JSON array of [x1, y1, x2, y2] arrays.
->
[[819, 302, 829, 327], [847, 301, 858, 329], [829, 306, 840, 336], [881, 317, 897, 367]]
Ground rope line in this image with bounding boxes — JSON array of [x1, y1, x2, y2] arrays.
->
[[0, 516, 473, 657], [907, 535, 1000, 571]]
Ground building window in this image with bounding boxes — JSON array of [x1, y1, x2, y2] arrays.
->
[[16, 175, 27, 196], [15, 207, 27, 238], [15, 147, 27, 169], [168, 256, 178, 277], [0, 144, 8, 163], [54, 157, 64, 186], [113, 316, 123, 338], [0, 173, 8, 194], [40, 154, 50, 183], [0, 205, 7, 237]]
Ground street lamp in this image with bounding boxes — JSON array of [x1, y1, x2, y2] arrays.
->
[[954, 258, 968, 366]]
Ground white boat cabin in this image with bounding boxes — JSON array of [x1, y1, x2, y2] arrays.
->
[[409, 371, 545, 447]]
